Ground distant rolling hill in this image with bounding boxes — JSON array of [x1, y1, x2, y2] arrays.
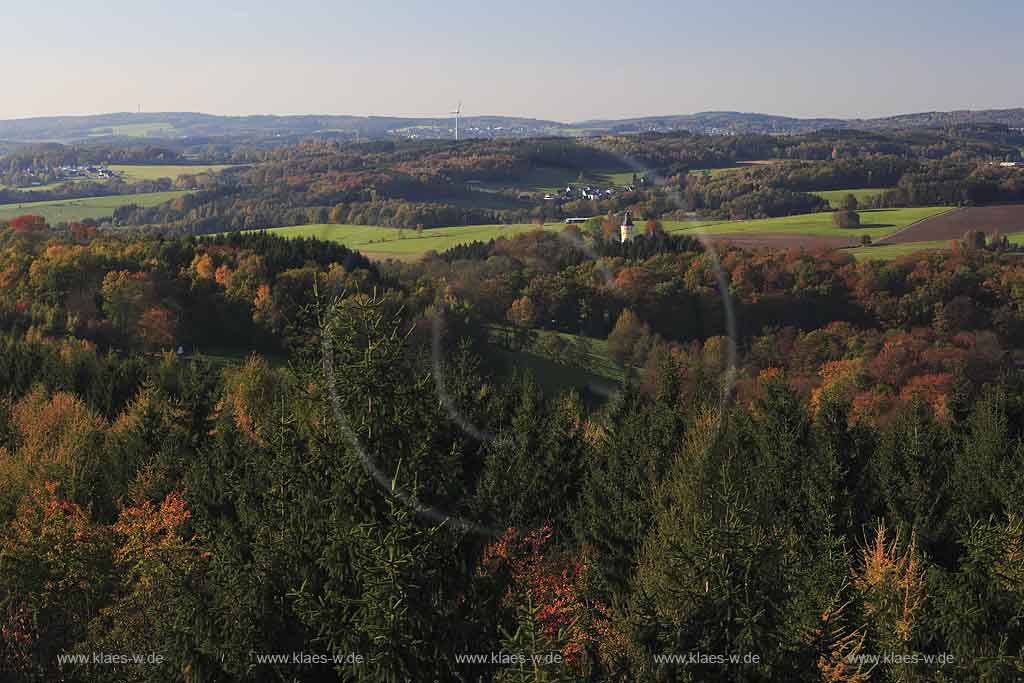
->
[[576, 109, 1024, 134], [0, 112, 567, 145], [0, 108, 1022, 144]]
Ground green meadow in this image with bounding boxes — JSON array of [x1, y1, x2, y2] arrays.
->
[[686, 160, 783, 177], [109, 164, 241, 182], [88, 123, 179, 138], [227, 206, 956, 263], [474, 165, 644, 193], [847, 232, 1024, 260], [2, 165, 239, 192], [0, 181, 77, 192], [239, 207, 952, 260], [846, 240, 949, 260], [0, 191, 188, 223], [811, 187, 893, 207], [484, 326, 624, 401], [244, 222, 564, 257], [487, 325, 624, 383], [664, 207, 952, 240]]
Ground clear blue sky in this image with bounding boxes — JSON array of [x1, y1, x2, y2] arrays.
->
[[3, 0, 1021, 121]]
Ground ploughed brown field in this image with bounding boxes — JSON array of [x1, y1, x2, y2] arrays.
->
[[700, 233, 854, 251], [880, 204, 1024, 244]]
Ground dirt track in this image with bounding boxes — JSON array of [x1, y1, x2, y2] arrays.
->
[[879, 205, 1024, 244]]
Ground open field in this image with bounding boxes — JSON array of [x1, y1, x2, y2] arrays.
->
[[244, 222, 565, 257], [847, 240, 950, 260], [488, 347, 620, 402], [475, 165, 643, 193], [687, 160, 784, 177], [848, 232, 1024, 260], [1, 165, 240, 192], [88, 123, 179, 138], [485, 326, 623, 402], [488, 325, 624, 383], [692, 233, 855, 251], [0, 191, 188, 223], [664, 207, 952, 244], [243, 208, 953, 259], [252, 223, 405, 246], [812, 187, 892, 207], [878, 204, 1024, 244], [0, 181, 78, 192], [108, 164, 241, 181]]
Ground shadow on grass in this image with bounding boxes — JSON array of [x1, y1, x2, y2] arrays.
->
[[485, 346, 621, 406]]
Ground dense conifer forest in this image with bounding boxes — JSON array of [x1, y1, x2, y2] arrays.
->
[[6, 0, 1024, 675], [1, 197, 1024, 680]]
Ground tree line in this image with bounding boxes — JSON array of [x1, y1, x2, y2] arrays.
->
[[3, 159, 1024, 680]]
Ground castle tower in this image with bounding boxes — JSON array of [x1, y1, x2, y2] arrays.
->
[[620, 211, 635, 243]]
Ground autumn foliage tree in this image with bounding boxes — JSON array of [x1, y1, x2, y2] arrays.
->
[[0, 483, 113, 676], [832, 208, 861, 228], [480, 523, 617, 677], [7, 214, 47, 234]]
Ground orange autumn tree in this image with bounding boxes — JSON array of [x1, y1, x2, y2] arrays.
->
[[214, 355, 288, 447], [480, 523, 620, 675], [849, 387, 896, 427], [8, 387, 109, 514], [810, 358, 866, 417], [137, 305, 177, 348], [8, 214, 47, 234], [101, 270, 157, 341], [854, 521, 927, 651], [68, 222, 99, 241], [507, 296, 537, 328], [88, 491, 209, 676], [900, 373, 954, 421], [222, 253, 267, 302], [0, 482, 114, 675]]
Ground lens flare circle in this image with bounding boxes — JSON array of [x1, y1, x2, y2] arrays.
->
[[322, 152, 739, 536]]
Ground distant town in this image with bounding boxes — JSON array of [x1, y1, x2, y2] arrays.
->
[[8, 164, 122, 187]]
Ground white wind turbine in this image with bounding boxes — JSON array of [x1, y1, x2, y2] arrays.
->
[[450, 101, 462, 141]]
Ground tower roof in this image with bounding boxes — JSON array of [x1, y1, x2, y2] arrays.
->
[[621, 211, 633, 226]]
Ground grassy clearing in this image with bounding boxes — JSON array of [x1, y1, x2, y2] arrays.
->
[[246, 222, 565, 256], [847, 232, 1024, 260], [664, 207, 952, 240], [109, 164, 241, 182], [687, 166, 744, 177], [1, 181, 80, 192], [487, 325, 624, 383], [846, 240, 950, 260], [812, 188, 893, 207], [687, 160, 783, 177], [250, 208, 951, 260], [0, 191, 188, 223], [252, 223, 404, 246], [475, 165, 642, 193], [88, 123, 178, 138], [488, 347, 620, 402], [2, 165, 240, 192], [484, 326, 623, 402]]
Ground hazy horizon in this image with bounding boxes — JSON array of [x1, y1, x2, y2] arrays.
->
[[2, 105, 1024, 126], [5, 0, 1022, 122]]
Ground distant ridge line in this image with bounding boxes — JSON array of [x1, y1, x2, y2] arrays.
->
[[0, 108, 1022, 144]]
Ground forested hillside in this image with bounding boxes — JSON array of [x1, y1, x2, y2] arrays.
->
[[1, 210, 1024, 680], [4, 127, 1018, 237], [3, 108, 1024, 144]]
